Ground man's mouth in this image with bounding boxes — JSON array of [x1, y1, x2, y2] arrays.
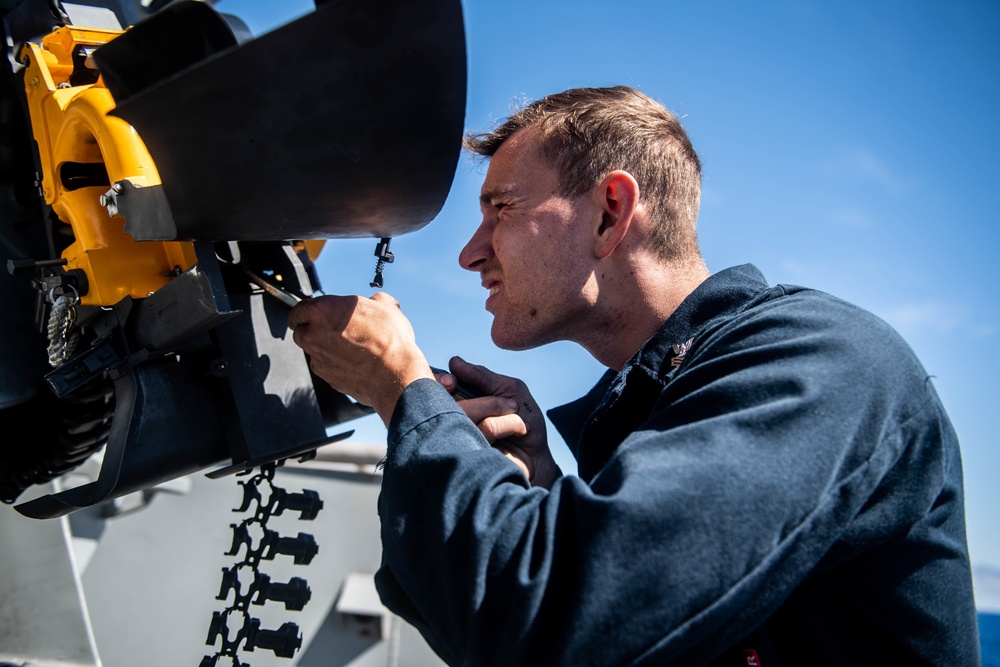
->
[[482, 277, 501, 310], [481, 275, 501, 295]]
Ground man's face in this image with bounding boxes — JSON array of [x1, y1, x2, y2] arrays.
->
[[459, 128, 597, 350]]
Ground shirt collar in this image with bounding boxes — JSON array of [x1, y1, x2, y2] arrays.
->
[[547, 263, 772, 451]]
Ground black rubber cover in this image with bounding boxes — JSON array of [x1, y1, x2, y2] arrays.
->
[[94, 0, 467, 241]]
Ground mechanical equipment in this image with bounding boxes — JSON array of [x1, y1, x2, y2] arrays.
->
[[0, 1, 465, 664]]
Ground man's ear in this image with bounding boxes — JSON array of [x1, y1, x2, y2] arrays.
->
[[593, 170, 640, 259]]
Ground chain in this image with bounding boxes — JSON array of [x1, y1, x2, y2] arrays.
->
[[200, 463, 324, 666], [46, 287, 80, 367]]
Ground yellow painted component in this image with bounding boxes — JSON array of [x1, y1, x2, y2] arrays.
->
[[20, 28, 197, 307], [21, 26, 325, 308], [300, 240, 326, 262]]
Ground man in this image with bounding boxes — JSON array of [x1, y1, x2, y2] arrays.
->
[[288, 86, 980, 666]]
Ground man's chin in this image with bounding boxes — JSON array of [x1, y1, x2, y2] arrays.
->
[[490, 321, 544, 352]]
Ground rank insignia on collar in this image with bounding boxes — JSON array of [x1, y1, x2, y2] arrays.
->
[[670, 338, 694, 367]]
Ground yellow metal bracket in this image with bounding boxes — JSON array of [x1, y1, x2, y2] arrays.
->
[[20, 26, 196, 307]]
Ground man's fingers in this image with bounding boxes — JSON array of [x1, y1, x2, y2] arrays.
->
[[432, 368, 457, 393], [287, 300, 311, 331], [430, 364, 474, 398], [288, 294, 348, 331], [477, 413, 528, 444], [449, 355, 514, 397], [456, 394, 528, 444], [458, 395, 519, 424], [291, 323, 305, 347]]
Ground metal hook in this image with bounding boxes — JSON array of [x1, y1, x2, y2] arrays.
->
[[48, 283, 79, 306]]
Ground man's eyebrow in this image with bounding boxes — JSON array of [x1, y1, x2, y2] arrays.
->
[[479, 186, 515, 206]]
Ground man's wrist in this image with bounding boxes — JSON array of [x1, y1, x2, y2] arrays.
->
[[530, 458, 562, 490], [372, 358, 435, 425]]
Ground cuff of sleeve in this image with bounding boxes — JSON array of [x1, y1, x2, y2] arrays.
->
[[387, 377, 466, 446]]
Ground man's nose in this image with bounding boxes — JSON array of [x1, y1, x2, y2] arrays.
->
[[458, 221, 493, 271]]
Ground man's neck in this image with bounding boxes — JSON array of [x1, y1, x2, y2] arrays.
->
[[578, 257, 709, 371]]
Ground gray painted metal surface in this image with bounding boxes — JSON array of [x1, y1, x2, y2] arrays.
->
[[0, 480, 101, 666], [1, 448, 445, 667]]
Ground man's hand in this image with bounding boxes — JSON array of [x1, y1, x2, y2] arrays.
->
[[287, 293, 433, 424], [438, 357, 561, 489]]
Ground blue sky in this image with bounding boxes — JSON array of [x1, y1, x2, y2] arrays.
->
[[219, 0, 1000, 609]]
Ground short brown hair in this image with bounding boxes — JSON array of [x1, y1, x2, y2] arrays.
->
[[464, 86, 702, 262]]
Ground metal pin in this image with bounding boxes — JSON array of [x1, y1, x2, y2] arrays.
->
[[244, 270, 301, 308]]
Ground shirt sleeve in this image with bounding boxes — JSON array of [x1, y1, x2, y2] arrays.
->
[[373, 294, 968, 666]]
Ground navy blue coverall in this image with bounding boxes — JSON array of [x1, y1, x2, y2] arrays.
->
[[374, 264, 980, 666]]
